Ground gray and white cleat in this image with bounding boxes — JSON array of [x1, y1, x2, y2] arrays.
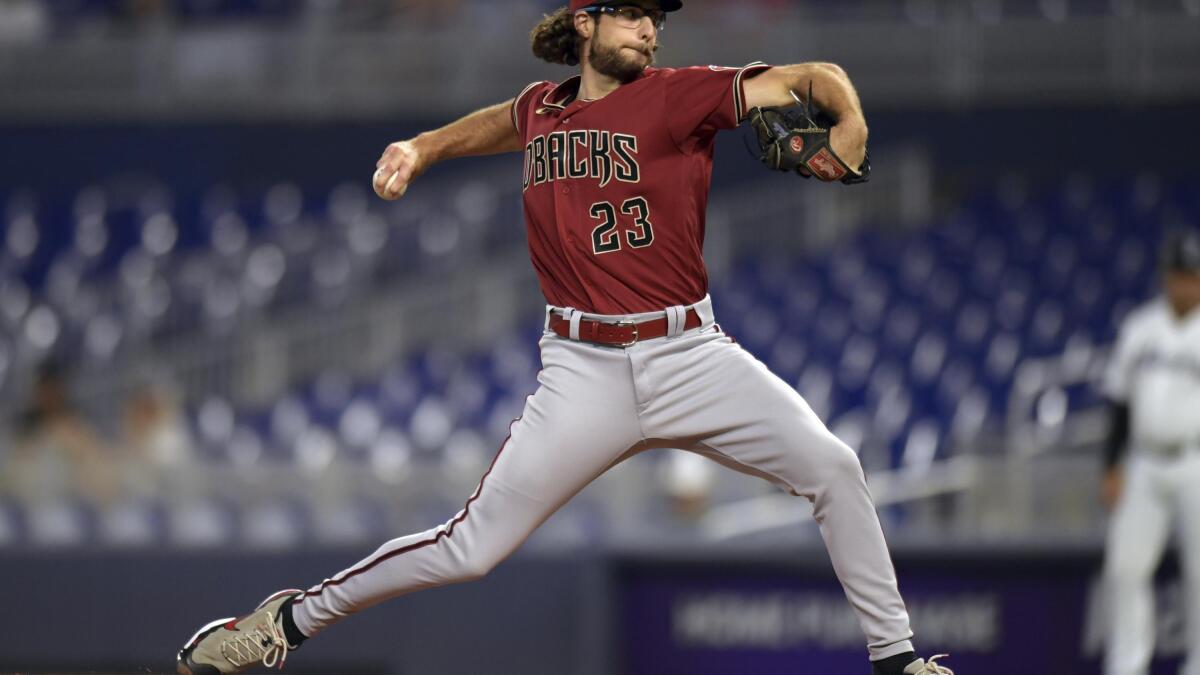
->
[[904, 654, 954, 675], [176, 589, 302, 674]]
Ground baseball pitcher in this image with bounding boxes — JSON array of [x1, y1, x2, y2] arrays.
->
[[1102, 228, 1200, 675], [176, 2, 950, 674]]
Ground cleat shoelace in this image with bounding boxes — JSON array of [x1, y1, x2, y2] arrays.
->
[[219, 610, 290, 670], [915, 654, 953, 675]]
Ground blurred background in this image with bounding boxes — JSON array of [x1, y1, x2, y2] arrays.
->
[[0, 0, 1198, 673]]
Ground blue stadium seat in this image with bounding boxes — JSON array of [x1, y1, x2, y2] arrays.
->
[[167, 497, 237, 548]]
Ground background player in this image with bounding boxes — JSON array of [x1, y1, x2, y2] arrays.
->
[[176, 2, 950, 673], [1102, 227, 1200, 675]]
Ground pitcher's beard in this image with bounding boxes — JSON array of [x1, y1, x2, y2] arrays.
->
[[587, 40, 655, 84]]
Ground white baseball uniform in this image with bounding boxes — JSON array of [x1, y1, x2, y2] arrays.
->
[[1103, 298, 1200, 675]]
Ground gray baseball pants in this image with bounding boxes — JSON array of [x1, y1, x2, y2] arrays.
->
[[290, 296, 915, 661]]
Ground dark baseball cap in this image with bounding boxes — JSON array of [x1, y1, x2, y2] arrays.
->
[[1163, 228, 1200, 273], [569, 0, 684, 12]]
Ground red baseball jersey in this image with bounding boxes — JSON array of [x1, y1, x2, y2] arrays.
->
[[511, 62, 772, 315]]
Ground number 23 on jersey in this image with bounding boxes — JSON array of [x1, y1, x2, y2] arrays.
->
[[589, 196, 654, 255]]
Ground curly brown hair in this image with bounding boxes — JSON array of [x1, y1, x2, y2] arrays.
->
[[530, 7, 583, 66]]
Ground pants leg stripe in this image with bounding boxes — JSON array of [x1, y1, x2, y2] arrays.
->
[[292, 416, 522, 606]]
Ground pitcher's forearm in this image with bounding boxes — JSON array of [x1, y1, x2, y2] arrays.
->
[[414, 100, 524, 167], [808, 65, 869, 169], [374, 99, 524, 200], [808, 64, 865, 127]]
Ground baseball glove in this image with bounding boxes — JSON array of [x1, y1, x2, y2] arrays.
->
[[746, 82, 870, 185]]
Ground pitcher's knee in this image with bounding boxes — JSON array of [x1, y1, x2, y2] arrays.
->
[[450, 543, 511, 582], [793, 438, 869, 512], [815, 438, 867, 487], [454, 560, 491, 583]]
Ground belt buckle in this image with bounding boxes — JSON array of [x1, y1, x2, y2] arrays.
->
[[615, 320, 639, 347]]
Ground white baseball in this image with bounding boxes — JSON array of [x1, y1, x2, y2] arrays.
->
[[384, 171, 407, 197]]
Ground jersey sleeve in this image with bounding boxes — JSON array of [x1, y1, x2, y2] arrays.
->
[[511, 81, 550, 143], [1103, 311, 1142, 403], [663, 62, 773, 148]]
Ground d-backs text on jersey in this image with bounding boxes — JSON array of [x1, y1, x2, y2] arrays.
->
[[522, 130, 641, 192]]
